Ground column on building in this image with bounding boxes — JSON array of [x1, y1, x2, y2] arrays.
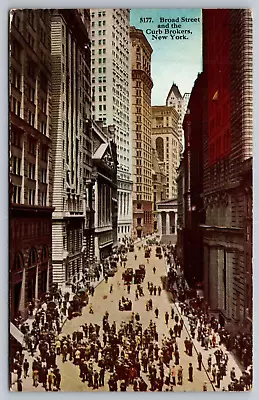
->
[[175, 212, 177, 233], [104, 184, 107, 225], [166, 212, 170, 235], [124, 192, 126, 215], [158, 212, 162, 235], [126, 193, 129, 216], [119, 192, 122, 215], [101, 184, 105, 226]]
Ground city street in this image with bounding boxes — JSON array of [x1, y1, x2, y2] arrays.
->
[[11, 239, 244, 392], [59, 241, 244, 392]]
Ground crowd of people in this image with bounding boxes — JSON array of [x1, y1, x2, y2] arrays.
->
[[11, 289, 68, 391], [164, 245, 253, 392], [10, 259, 109, 391], [10, 237, 253, 392]]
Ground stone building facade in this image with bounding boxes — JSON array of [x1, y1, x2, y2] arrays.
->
[[9, 9, 54, 319], [51, 9, 93, 289], [90, 8, 133, 242], [151, 106, 180, 199], [166, 83, 190, 151], [202, 9, 253, 331], [92, 122, 118, 262], [152, 147, 167, 233], [130, 27, 153, 239], [176, 156, 185, 265]]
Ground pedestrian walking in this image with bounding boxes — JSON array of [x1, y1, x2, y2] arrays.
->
[[203, 382, 208, 391], [158, 286, 162, 296], [99, 367, 105, 387], [177, 366, 183, 385], [48, 369, 55, 391], [17, 378, 22, 392], [165, 311, 169, 325], [93, 371, 99, 389], [212, 364, 217, 383], [56, 339, 61, 355], [230, 367, 236, 381], [16, 363, 22, 381], [174, 349, 180, 365], [55, 368, 61, 390], [216, 370, 221, 388], [171, 307, 174, 320], [32, 367, 39, 387], [155, 308, 159, 318], [171, 365, 176, 386], [188, 363, 193, 382], [198, 352, 202, 371], [110, 284, 113, 293], [153, 266, 156, 274], [23, 358, 29, 378], [207, 354, 212, 372]]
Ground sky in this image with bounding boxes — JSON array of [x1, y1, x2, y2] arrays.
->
[[130, 9, 203, 105]]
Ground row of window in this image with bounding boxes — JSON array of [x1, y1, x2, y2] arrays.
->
[[11, 71, 47, 112], [10, 97, 21, 117], [67, 229, 82, 253], [12, 185, 47, 206], [92, 76, 106, 84], [92, 85, 107, 93], [92, 66, 106, 74], [92, 30, 106, 37], [92, 57, 106, 64], [27, 111, 47, 134], [118, 225, 130, 234], [92, 20, 106, 27], [91, 39, 106, 47], [11, 135, 48, 164], [91, 11, 106, 18]]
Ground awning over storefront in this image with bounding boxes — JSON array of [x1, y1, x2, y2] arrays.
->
[[10, 322, 24, 346]]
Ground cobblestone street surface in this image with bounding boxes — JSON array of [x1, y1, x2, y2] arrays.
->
[[11, 238, 244, 392]]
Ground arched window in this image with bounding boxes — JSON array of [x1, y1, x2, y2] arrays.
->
[[156, 137, 164, 162], [41, 246, 48, 262], [28, 248, 37, 268], [13, 252, 23, 272]]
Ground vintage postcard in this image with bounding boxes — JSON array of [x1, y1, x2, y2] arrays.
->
[[9, 8, 252, 392]]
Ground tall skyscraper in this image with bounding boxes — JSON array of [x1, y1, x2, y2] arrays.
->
[[9, 9, 54, 319], [90, 9, 133, 242], [152, 147, 167, 233], [166, 83, 190, 151], [202, 9, 253, 330], [51, 9, 92, 288], [130, 27, 153, 239], [151, 106, 180, 199]]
